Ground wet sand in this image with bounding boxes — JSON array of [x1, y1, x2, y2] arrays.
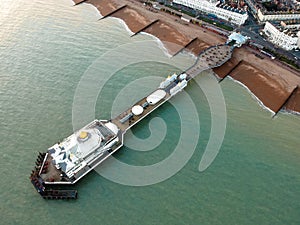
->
[[73, 0, 86, 5], [110, 6, 151, 34], [143, 20, 191, 55], [185, 38, 210, 56], [285, 87, 300, 113], [74, 0, 300, 114], [86, 0, 117, 17], [213, 56, 241, 79], [230, 61, 296, 113], [105, 0, 226, 46]]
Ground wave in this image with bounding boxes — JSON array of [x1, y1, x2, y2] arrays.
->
[[72, 1, 102, 18], [77, 1, 172, 58], [281, 109, 300, 116], [181, 49, 198, 61], [111, 17, 135, 36], [140, 32, 172, 58]]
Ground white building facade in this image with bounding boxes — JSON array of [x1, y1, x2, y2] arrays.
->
[[257, 9, 300, 22], [263, 22, 300, 50], [173, 0, 248, 25]]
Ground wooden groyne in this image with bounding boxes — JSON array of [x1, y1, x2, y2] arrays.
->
[[185, 38, 211, 56], [284, 86, 300, 113], [273, 86, 299, 117], [229, 61, 297, 114], [172, 37, 198, 57], [218, 60, 243, 83], [131, 19, 160, 37], [213, 57, 240, 79], [73, 0, 87, 6], [86, 0, 118, 17], [143, 20, 191, 55], [71, 0, 300, 116], [99, 5, 127, 20]]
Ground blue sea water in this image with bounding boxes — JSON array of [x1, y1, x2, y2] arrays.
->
[[0, 0, 299, 224]]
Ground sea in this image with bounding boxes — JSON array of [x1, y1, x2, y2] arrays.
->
[[0, 0, 300, 224]]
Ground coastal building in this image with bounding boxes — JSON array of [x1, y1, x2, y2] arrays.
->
[[262, 21, 300, 50], [283, 20, 300, 29], [257, 9, 300, 22], [172, 0, 248, 25], [244, 0, 300, 22], [244, 1, 300, 50], [244, 0, 258, 16], [227, 32, 249, 47]]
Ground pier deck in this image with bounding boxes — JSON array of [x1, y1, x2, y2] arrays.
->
[[31, 43, 235, 199], [186, 45, 233, 78], [112, 92, 171, 132], [112, 44, 233, 133]]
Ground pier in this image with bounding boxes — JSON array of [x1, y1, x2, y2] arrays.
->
[[112, 43, 234, 135], [186, 44, 233, 78], [31, 33, 247, 199], [30, 152, 78, 199]]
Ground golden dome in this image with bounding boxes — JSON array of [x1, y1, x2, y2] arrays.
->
[[79, 131, 88, 139]]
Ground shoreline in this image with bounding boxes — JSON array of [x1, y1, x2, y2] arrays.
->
[[227, 76, 276, 115], [112, 17, 135, 36], [140, 31, 173, 58], [281, 109, 300, 116], [75, 0, 300, 115], [82, 0, 102, 18]]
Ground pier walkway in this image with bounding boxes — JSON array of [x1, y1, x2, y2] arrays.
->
[[186, 44, 233, 79], [112, 44, 233, 134]]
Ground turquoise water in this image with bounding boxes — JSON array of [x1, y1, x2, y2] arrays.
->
[[0, 0, 299, 224]]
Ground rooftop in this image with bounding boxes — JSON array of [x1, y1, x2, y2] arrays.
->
[[227, 32, 249, 47], [48, 120, 118, 174], [217, 3, 247, 14], [251, 0, 300, 14], [270, 21, 300, 36]]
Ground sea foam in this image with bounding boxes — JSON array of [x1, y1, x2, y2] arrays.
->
[[227, 76, 276, 115]]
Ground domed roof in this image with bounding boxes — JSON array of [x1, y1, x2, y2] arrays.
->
[[132, 105, 143, 116], [79, 131, 88, 140]]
